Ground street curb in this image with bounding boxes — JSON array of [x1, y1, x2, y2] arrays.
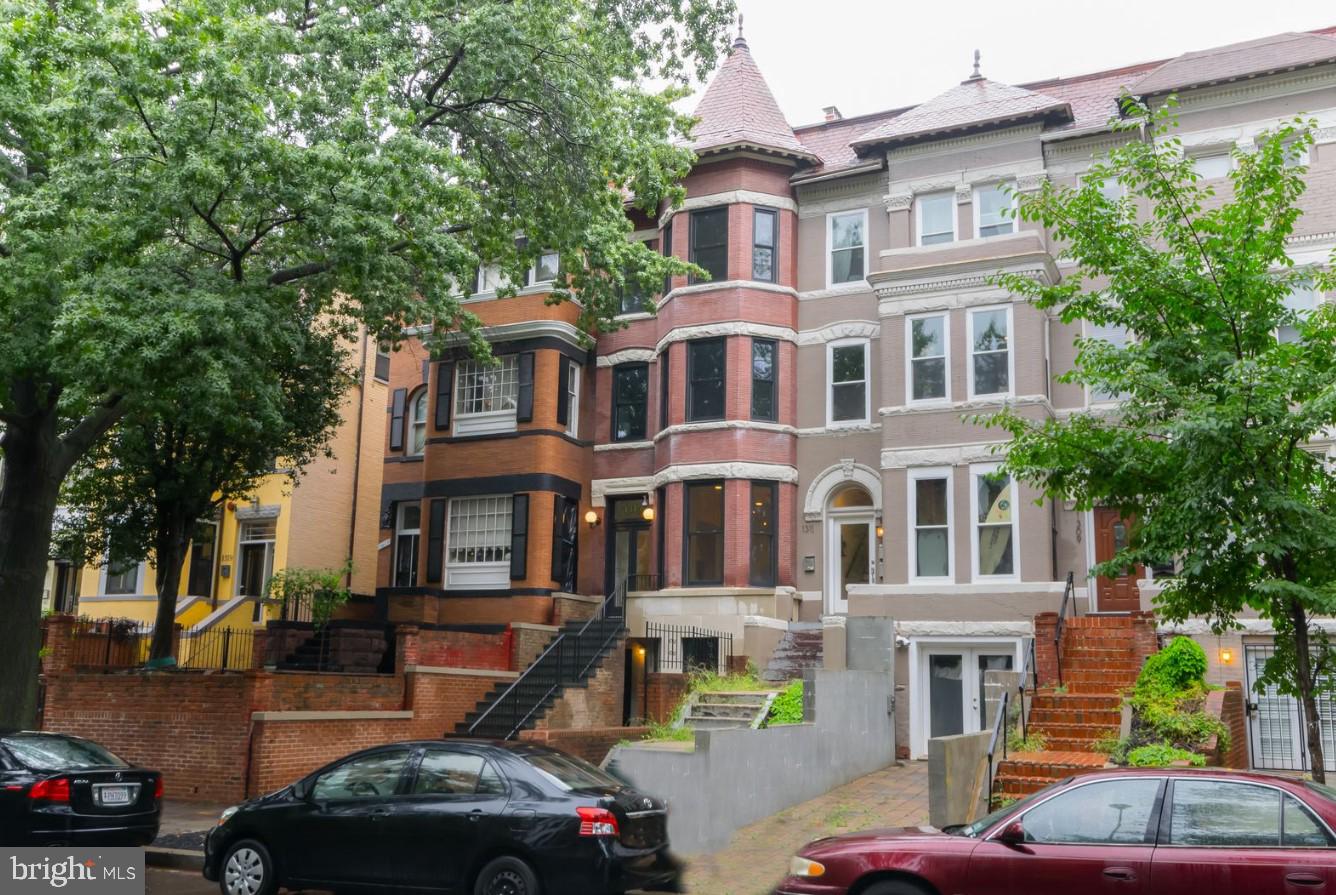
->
[[146, 847, 205, 872]]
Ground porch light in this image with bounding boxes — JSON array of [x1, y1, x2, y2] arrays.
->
[[585, 509, 601, 528], [641, 495, 655, 522], [1219, 647, 1234, 665], [876, 525, 885, 539]]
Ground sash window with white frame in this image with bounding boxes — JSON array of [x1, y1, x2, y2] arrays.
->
[[917, 192, 955, 246], [394, 502, 421, 587], [910, 468, 952, 580], [908, 314, 949, 403], [454, 356, 519, 435], [1279, 283, 1321, 344], [407, 390, 428, 455], [446, 496, 512, 589], [971, 464, 1017, 581], [565, 359, 581, 437], [827, 210, 867, 286], [828, 340, 869, 426], [974, 183, 1015, 238], [968, 306, 1011, 398]]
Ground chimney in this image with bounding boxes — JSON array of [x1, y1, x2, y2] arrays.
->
[[823, 106, 843, 122]]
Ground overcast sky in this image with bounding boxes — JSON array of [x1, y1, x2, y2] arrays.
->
[[694, 1, 1334, 127]]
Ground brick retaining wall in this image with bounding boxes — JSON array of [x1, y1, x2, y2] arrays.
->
[[519, 726, 650, 765]]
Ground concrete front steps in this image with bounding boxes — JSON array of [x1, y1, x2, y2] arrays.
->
[[761, 622, 823, 682], [680, 690, 779, 730], [994, 614, 1153, 800]]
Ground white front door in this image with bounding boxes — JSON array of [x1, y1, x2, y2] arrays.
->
[[916, 645, 1016, 756], [826, 514, 873, 615]]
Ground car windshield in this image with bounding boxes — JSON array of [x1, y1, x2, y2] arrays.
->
[[523, 749, 623, 792], [3, 735, 128, 771], [955, 780, 1063, 838]]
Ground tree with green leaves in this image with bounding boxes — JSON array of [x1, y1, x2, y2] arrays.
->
[[989, 100, 1336, 780], [55, 299, 348, 662], [0, 0, 732, 726]]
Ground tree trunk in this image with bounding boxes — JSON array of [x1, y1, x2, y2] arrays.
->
[[0, 416, 65, 729], [1290, 598, 1327, 783], [148, 515, 191, 661]]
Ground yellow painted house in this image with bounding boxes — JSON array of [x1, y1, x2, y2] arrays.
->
[[66, 327, 389, 642]]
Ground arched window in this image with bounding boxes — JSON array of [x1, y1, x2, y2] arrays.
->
[[408, 390, 428, 456]]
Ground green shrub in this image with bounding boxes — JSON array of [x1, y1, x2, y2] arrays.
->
[[1092, 731, 1128, 763], [687, 667, 772, 693], [766, 680, 804, 726], [1007, 729, 1047, 753], [1126, 744, 1206, 767], [1136, 637, 1208, 696], [642, 720, 693, 743]]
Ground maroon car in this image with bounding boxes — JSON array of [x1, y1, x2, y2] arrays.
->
[[776, 768, 1336, 895]]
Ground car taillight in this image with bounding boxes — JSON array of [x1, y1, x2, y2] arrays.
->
[[154, 777, 164, 800], [576, 806, 619, 837], [29, 778, 70, 803]]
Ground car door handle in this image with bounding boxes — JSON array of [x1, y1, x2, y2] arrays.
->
[[369, 807, 391, 821], [1102, 867, 1137, 882], [1287, 873, 1326, 887], [468, 809, 484, 823]]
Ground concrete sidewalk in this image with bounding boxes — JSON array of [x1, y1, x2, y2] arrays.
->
[[682, 761, 929, 895], [149, 799, 229, 869]]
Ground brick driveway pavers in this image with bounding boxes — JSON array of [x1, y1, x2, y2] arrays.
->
[[682, 761, 929, 895]]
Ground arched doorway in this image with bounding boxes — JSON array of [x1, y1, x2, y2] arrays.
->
[[825, 483, 875, 616]]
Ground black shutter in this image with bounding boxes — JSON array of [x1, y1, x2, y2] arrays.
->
[[426, 499, 446, 583], [516, 352, 535, 423], [389, 388, 407, 450], [434, 361, 453, 430], [510, 494, 529, 580], [551, 498, 565, 582], [556, 357, 570, 427]]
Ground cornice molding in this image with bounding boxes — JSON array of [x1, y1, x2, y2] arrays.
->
[[880, 441, 1010, 469], [797, 283, 873, 302], [884, 192, 914, 212], [658, 279, 798, 309], [797, 193, 883, 219], [795, 170, 887, 203], [654, 322, 798, 354], [880, 394, 1053, 417], [427, 318, 589, 350], [1152, 65, 1336, 114], [796, 320, 881, 346], [884, 122, 1044, 161], [797, 423, 882, 438]]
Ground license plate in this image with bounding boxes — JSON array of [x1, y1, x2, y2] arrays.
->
[[97, 785, 131, 805]]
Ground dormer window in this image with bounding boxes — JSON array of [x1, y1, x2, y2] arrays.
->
[[975, 184, 1015, 238]]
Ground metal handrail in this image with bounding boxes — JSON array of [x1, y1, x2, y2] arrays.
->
[[985, 634, 1038, 809], [465, 580, 627, 739], [986, 689, 1010, 810], [1053, 571, 1077, 688]]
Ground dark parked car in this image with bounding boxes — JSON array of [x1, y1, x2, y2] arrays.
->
[[0, 730, 162, 846], [204, 738, 678, 895], [777, 768, 1336, 895]]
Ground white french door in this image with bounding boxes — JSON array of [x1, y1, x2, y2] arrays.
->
[[825, 514, 874, 615], [914, 643, 1017, 757]]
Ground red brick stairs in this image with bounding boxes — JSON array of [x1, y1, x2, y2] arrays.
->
[[994, 615, 1150, 799]]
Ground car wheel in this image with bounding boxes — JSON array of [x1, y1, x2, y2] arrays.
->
[[474, 856, 541, 895], [219, 839, 276, 895]]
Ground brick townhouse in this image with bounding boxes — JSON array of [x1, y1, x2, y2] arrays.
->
[[378, 25, 1336, 767]]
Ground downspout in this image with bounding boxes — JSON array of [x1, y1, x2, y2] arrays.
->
[[345, 325, 368, 591]]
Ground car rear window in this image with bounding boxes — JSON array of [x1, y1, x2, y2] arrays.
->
[[522, 750, 622, 792], [2, 735, 129, 771]]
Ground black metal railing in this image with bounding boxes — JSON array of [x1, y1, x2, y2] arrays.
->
[[985, 635, 1039, 809], [69, 618, 151, 668], [1054, 571, 1077, 688], [466, 581, 627, 739], [277, 591, 313, 623], [180, 626, 257, 671], [645, 621, 733, 674]]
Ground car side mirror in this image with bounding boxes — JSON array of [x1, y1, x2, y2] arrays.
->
[[997, 820, 1026, 846]]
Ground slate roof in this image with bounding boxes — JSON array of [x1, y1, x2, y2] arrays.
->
[[1131, 31, 1336, 96], [849, 77, 1072, 152], [689, 34, 817, 162]]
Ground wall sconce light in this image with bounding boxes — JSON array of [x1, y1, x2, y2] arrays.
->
[[1219, 647, 1235, 665], [584, 509, 601, 528], [641, 496, 655, 522], [876, 525, 885, 539]]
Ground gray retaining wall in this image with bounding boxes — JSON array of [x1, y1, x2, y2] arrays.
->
[[605, 669, 896, 854]]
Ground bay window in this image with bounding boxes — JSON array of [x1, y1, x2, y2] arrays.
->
[[685, 482, 725, 585], [446, 496, 512, 589], [687, 338, 726, 422], [689, 208, 729, 283], [613, 363, 648, 441], [749, 482, 777, 587], [751, 338, 776, 421], [454, 356, 519, 430], [752, 208, 777, 282]]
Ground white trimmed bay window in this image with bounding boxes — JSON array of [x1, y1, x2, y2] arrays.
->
[[446, 496, 513, 589], [970, 463, 1018, 581], [454, 356, 519, 436]]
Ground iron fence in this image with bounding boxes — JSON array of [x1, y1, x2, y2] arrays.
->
[[645, 621, 734, 675], [179, 626, 257, 671], [65, 616, 255, 671]]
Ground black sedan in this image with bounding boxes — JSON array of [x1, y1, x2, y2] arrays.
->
[[204, 738, 678, 895], [0, 730, 162, 846]]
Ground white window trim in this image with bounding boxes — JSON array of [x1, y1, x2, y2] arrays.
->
[[99, 554, 146, 596], [826, 338, 871, 428], [1083, 320, 1132, 408], [453, 358, 519, 437], [915, 191, 957, 247], [234, 524, 277, 597], [908, 466, 954, 583], [966, 304, 1015, 400], [394, 502, 421, 587], [1188, 149, 1233, 180], [566, 360, 581, 438], [904, 312, 951, 406], [969, 462, 1020, 583], [445, 495, 511, 590], [826, 209, 868, 289], [408, 389, 428, 456], [972, 182, 1017, 239]]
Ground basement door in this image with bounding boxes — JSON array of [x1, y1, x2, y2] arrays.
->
[[915, 644, 1016, 756], [1244, 644, 1336, 772]]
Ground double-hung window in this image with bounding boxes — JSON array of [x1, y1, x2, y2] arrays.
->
[[103, 548, 140, 595], [689, 208, 729, 284], [393, 502, 421, 587], [752, 209, 777, 282], [531, 251, 560, 285], [476, 264, 505, 294], [909, 469, 952, 580], [687, 339, 725, 422], [1085, 321, 1130, 404], [968, 306, 1011, 398], [1191, 151, 1231, 180], [407, 390, 428, 456], [454, 356, 519, 435], [828, 210, 867, 286], [749, 482, 777, 587], [612, 364, 648, 441], [751, 338, 777, 421], [827, 340, 869, 426], [565, 360, 581, 437], [1279, 283, 1320, 344], [917, 192, 955, 246], [446, 496, 512, 588], [907, 314, 948, 403], [619, 239, 657, 315], [374, 341, 391, 382], [684, 482, 725, 585], [971, 464, 1017, 580], [975, 183, 1015, 238]]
